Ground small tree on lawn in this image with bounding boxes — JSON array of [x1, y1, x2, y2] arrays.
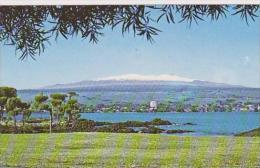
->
[[64, 99, 80, 125], [0, 87, 17, 122], [50, 93, 67, 124], [0, 97, 7, 122], [6, 97, 21, 132], [20, 101, 31, 127], [32, 93, 52, 133]]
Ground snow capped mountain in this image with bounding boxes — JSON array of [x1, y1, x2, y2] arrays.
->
[[40, 74, 244, 90], [96, 74, 194, 82]]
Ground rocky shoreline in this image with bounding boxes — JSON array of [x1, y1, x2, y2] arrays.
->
[[0, 118, 194, 134]]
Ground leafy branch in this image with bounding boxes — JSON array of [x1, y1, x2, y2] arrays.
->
[[0, 5, 259, 60]]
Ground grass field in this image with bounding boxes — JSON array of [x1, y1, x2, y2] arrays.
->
[[0, 132, 260, 168]]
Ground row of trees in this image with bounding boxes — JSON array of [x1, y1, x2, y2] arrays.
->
[[0, 87, 81, 133]]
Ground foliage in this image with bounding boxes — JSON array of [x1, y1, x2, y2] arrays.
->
[[34, 93, 48, 104], [208, 102, 218, 112], [32, 93, 54, 133], [0, 87, 17, 121], [102, 104, 117, 112], [0, 97, 8, 121], [140, 126, 164, 134], [5, 97, 22, 131], [72, 119, 96, 131], [95, 124, 136, 133], [236, 127, 260, 136], [50, 93, 67, 101], [64, 98, 81, 123], [149, 118, 172, 125], [0, 117, 174, 134], [20, 101, 31, 126], [84, 104, 96, 112], [176, 101, 184, 112], [50, 93, 67, 122], [6, 97, 21, 115], [136, 103, 149, 112], [32, 93, 49, 112], [156, 102, 170, 112], [39, 103, 51, 111], [67, 91, 78, 100], [0, 5, 259, 59], [166, 129, 194, 134], [0, 97, 8, 106], [191, 104, 199, 112], [122, 103, 132, 112], [0, 87, 17, 98], [226, 98, 236, 103], [244, 101, 253, 105]]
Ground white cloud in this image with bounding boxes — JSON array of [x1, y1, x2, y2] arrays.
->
[[96, 74, 194, 82]]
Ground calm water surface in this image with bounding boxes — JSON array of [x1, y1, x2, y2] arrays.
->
[[24, 111, 260, 136]]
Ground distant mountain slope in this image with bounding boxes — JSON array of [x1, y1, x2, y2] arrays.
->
[[41, 79, 244, 90]]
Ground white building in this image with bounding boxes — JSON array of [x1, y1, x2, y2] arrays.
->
[[149, 101, 157, 111], [247, 105, 255, 111]]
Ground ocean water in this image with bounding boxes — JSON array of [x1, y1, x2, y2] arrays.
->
[[15, 88, 260, 136], [13, 111, 260, 136], [81, 112, 260, 136]]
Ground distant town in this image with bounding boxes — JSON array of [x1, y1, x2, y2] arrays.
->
[[84, 99, 260, 112]]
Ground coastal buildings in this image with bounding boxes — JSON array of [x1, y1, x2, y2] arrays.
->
[[149, 101, 157, 111], [83, 100, 260, 112]]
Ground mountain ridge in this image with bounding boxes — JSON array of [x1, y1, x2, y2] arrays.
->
[[40, 79, 245, 90]]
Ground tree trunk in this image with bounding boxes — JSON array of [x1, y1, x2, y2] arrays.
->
[[13, 115, 17, 133], [0, 106, 3, 122], [0, 111, 2, 122], [22, 112, 25, 127], [50, 111, 52, 134], [68, 112, 72, 132], [22, 112, 25, 133], [68, 112, 72, 123]]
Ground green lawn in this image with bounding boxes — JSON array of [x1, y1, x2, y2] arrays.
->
[[0, 132, 259, 167]]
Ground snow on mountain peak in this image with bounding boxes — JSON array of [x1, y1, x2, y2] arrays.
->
[[96, 74, 194, 82]]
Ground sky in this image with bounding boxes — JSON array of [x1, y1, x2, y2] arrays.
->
[[0, 13, 260, 89]]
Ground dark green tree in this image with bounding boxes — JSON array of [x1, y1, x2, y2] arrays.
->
[[32, 93, 53, 133], [176, 101, 185, 112], [64, 99, 80, 124], [50, 93, 67, 123], [0, 87, 17, 97], [19, 101, 31, 127], [6, 97, 21, 132], [208, 102, 218, 112], [0, 97, 7, 122], [67, 92, 78, 100], [191, 104, 199, 112], [156, 102, 170, 112], [0, 87, 17, 122]]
